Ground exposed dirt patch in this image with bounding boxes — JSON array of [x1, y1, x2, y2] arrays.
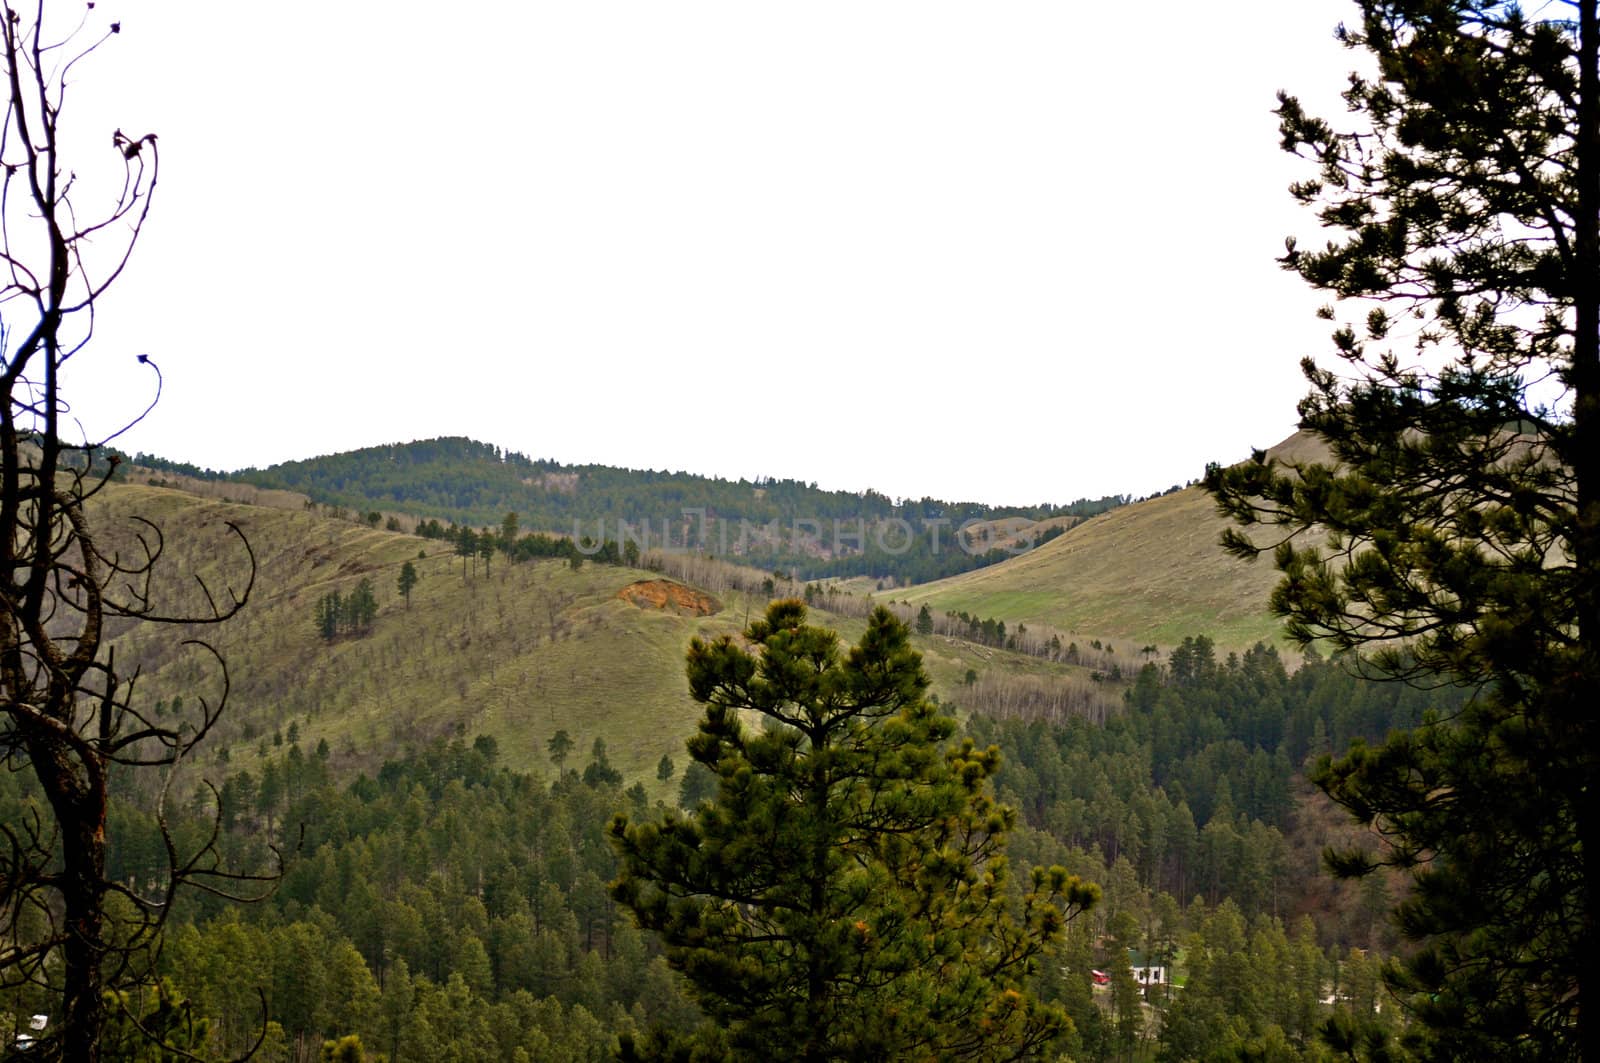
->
[[616, 579, 721, 616], [522, 471, 579, 494]]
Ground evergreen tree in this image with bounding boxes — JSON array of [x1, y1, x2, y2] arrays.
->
[[610, 601, 1099, 1061], [345, 578, 378, 632], [1105, 909, 1143, 1059], [915, 603, 934, 635], [397, 560, 419, 609], [1205, 3, 1600, 1058], [547, 729, 574, 769], [478, 531, 494, 578], [582, 738, 623, 788], [99, 978, 212, 1060], [676, 760, 716, 809], [316, 590, 343, 642]]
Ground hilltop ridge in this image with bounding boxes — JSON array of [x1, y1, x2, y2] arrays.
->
[[129, 436, 1129, 585]]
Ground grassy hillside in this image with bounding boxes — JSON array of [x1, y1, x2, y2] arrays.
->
[[892, 433, 1330, 650], [90, 482, 1119, 797], [91, 484, 730, 793]]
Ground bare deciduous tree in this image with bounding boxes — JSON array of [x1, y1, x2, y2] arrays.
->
[[0, 6, 263, 1059]]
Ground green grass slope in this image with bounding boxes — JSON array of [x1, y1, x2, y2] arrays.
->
[[92, 483, 1121, 796], [93, 484, 742, 795], [892, 433, 1328, 650]]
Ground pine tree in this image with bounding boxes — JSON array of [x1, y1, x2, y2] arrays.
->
[[582, 737, 622, 788], [478, 531, 494, 578], [346, 578, 378, 631], [547, 729, 574, 769], [1204, 2, 1600, 1057], [316, 590, 343, 642], [398, 560, 419, 608], [499, 510, 520, 555], [609, 601, 1098, 1061]]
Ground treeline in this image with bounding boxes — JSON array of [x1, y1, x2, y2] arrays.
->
[[412, 518, 638, 576], [134, 436, 1125, 582], [918, 605, 1130, 671], [412, 502, 1062, 585]]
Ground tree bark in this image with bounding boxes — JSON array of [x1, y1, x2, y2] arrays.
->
[[26, 734, 107, 1063]]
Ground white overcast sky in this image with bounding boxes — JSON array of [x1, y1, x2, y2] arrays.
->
[[42, 0, 1363, 506]]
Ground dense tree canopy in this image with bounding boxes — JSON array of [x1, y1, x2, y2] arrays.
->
[[0, 627, 1447, 1060], [1206, 2, 1600, 1058]]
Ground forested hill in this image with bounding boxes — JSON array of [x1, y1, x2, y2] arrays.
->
[[26, 634, 1452, 1060], [131, 437, 1128, 583]]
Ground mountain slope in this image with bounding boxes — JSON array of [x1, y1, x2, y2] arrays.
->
[[91, 483, 736, 790], [90, 481, 1116, 792], [892, 432, 1328, 649]]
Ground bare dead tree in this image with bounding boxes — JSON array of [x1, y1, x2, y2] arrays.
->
[[0, 6, 265, 1060]]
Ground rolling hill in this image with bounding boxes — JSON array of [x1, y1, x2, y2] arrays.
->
[[889, 432, 1330, 650], [127, 436, 1126, 585], [83, 430, 1334, 797], [90, 480, 1118, 794]]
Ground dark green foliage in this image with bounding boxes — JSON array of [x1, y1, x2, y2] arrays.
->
[[972, 645, 1452, 927], [112, 737, 701, 1059], [1205, 2, 1600, 1058], [582, 738, 623, 789], [0, 645, 1444, 1062], [610, 602, 1098, 1061], [915, 603, 933, 635], [346, 580, 377, 631], [397, 560, 419, 608], [547, 729, 574, 768], [1156, 907, 1352, 1062], [314, 579, 379, 641], [315, 590, 342, 642], [99, 978, 213, 1061], [675, 761, 716, 808]]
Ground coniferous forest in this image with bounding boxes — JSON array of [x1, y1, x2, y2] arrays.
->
[[0, 634, 1451, 1060]]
